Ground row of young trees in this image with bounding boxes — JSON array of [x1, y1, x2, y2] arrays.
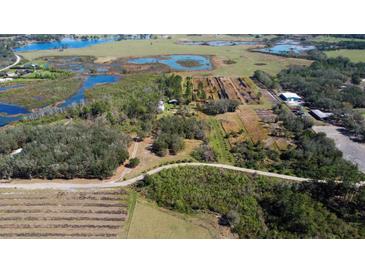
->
[[138, 166, 365, 238]]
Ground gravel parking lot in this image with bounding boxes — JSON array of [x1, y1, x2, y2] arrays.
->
[[313, 125, 365, 173]]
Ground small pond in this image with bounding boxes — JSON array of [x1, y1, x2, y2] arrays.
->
[[0, 116, 23, 127], [61, 74, 120, 108], [128, 55, 212, 71], [14, 38, 116, 52], [0, 102, 30, 126], [181, 40, 258, 46], [258, 40, 315, 55], [0, 84, 23, 92], [0, 102, 30, 116]]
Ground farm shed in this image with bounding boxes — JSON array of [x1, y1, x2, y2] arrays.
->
[[309, 109, 333, 120], [279, 92, 302, 102]]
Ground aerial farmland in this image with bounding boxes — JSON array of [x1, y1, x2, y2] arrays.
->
[[0, 34, 364, 239]]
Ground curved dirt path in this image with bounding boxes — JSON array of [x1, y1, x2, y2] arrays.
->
[[0, 162, 311, 190], [0, 54, 21, 72]]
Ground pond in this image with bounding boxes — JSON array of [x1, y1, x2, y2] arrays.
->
[[0, 84, 23, 92], [61, 74, 120, 108], [128, 55, 212, 71], [0, 102, 30, 126], [0, 102, 30, 115], [258, 40, 315, 55], [14, 38, 116, 52], [0, 116, 23, 127], [181, 40, 258, 46]]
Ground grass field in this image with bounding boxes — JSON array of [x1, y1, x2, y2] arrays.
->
[[19, 35, 311, 77], [207, 118, 234, 164], [325, 49, 365, 62], [310, 35, 365, 43], [125, 196, 226, 239], [0, 77, 83, 109]]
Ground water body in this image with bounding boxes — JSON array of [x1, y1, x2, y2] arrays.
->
[[14, 38, 115, 52], [0, 103, 30, 126], [128, 55, 212, 71], [0, 116, 23, 127], [181, 40, 258, 46], [259, 40, 315, 55], [0, 103, 29, 115], [0, 84, 23, 92], [61, 75, 120, 108]]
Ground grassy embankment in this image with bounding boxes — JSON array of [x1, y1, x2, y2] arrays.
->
[[207, 118, 234, 164], [19, 35, 312, 77], [325, 49, 365, 62], [310, 35, 365, 43], [124, 192, 224, 239]]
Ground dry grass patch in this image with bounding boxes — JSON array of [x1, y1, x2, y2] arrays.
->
[[125, 197, 235, 239]]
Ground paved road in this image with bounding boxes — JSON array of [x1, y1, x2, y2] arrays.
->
[[0, 162, 310, 190], [0, 54, 21, 72]]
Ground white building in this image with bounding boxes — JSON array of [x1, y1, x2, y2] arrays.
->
[[157, 100, 165, 112], [279, 92, 302, 102]]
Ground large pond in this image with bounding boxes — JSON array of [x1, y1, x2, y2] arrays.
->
[[128, 55, 212, 71], [180, 40, 258, 46], [61, 74, 120, 108], [14, 38, 115, 52], [258, 40, 315, 55]]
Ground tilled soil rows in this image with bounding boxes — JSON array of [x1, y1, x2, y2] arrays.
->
[[0, 188, 128, 238]]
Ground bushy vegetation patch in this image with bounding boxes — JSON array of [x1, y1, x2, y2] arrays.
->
[[138, 166, 365, 238], [152, 115, 206, 156], [0, 122, 130, 179], [202, 99, 240, 115]]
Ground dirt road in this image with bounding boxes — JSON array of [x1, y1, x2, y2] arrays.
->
[[0, 54, 21, 72], [0, 162, 311, 190]]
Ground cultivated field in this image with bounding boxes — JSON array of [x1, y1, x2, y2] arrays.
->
[[0, 188, 128, 238], [18, 35, 311, 77], [193, 76, 261, 103]]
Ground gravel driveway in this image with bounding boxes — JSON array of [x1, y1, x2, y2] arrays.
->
[[313, 125, 365, 173]]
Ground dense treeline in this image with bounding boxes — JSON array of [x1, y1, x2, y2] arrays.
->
[[152, 115, 205, 156], [278, 57, 365, 140], [201, 99, 240, 115], [315, 40, 365, 51], [157, 74, 183, 100], [0, 123, 130, 179], [231, 104, 364, 183], [138, 166, 365, 238], [253, 70, 278, 89]]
